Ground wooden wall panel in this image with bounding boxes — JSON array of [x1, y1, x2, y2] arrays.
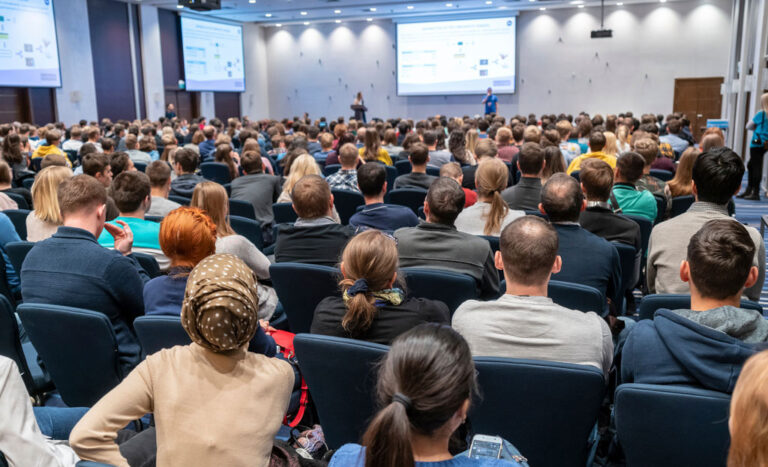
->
[[214, 93, 241, 120]]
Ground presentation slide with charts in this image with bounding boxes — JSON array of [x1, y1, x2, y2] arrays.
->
[[0, 0, 61, 87], [396, 17, 516, 96], [181, 16, 245, 92]]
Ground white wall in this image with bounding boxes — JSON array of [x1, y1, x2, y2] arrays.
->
[[139, 5, 165, 121], [53, 0, 98, 125], [241, 23, 271, 120], [262, 0, 731, 120]]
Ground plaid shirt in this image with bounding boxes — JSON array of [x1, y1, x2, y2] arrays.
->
[[326, 169, 360, 193], [658, 143, 674, 159]]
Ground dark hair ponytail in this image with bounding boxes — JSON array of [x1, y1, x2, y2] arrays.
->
[[362, 324, 477, 467]]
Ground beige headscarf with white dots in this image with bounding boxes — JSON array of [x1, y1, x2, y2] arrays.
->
[[181, 254, 260, 353]]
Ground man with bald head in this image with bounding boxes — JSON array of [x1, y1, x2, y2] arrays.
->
[[453, 216, 613, 376], [540, 173, 622, 310]]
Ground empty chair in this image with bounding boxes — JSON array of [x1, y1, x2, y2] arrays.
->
[[132, 252, 161, 279], [615, 383, 730, 467], [17, 304, 124, 407], [331, 189, 365, 225], [395, 159, 412, 176], [269, 263, 340, 334], [294, 334, 388, 448], [613, 241, 638, 294], [229, 199, 256, 220], [623, 214, 652, 257], [133, 162, 147, 173], [5, 241, 34, 279], [168, 195, 190, 206], [670, 195, 695, 218], [31, 158, 42, 172], [229, 215, 264, 250], [386, 188, 428, 215], [401, 267, 478, 314], [649, 169, 674, 182], [471, 357, 605, 467], [547, 280, 605, 314], [272, 202, 298, 225], [3, 209, 30, 240], [134, 315, 191, 355], [4, 192, 28, 210], [22, 178, 34, 190], [0, 295, 50, 399], [323, 164, 341, 177], [638, 293, 763, 320], [425, 166, 440, 177], [64, 149, 79, 166], [383, 165, 397, 193], [200, 162, 232, 185]]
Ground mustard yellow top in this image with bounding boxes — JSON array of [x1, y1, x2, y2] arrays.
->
[[567, 151, 617, 174], [358, 147, 392, 166]]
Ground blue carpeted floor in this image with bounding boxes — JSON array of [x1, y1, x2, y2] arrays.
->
[[733, 180, 768, 307]]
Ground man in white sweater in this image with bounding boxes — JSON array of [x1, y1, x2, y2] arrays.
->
[[452, 215, 613, 376]]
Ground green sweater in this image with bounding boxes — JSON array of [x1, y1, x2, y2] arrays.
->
[[612, 183, 657, 222]]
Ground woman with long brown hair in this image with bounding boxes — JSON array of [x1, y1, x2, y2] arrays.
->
[[213, 143, 240, 180], [455, 158, 524, 236], [728, 350, 768, 466], [358, 128, 392, 165], [667, 147, 701, 198], [311, 230, 449, 345]]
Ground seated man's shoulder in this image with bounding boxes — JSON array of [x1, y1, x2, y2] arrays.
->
[[451, 299, 487, 323]]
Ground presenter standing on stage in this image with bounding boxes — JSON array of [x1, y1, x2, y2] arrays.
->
[[352, 92, 367, 123], [482, 87, 498, 115]]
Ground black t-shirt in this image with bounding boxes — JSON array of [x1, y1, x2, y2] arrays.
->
[[579, 207, 642, 252], [274, 223, 355, 267], [393, 172, 437, 190], [311, 296, 450, 345]]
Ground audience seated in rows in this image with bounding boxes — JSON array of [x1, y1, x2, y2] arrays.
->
[[456, 158, 524, 236], [98, 171, 169, 270], [21, 175, 149, 374], [143, 207, 216, 316], [423, 130, 452, 169], [395, 177, 499, 299], [31, 129, 70, 168], [198, 125, 217, 162], [81, 152, 120, 221], [0, 160, 31, 208], [453, 216, 613, 376], [567, 131, 616, 174], [191, 182, 277, 319], [667, 147, 700, 198], [26, 166, 73, 242], [349, 162, 419, 233], [70, 254, 291, 466], [440, 162, 477, 207], [311, 230, 449, 345], [230, 150, 281, 230], [501, 142, 545, 211], [393, 142, 436, 190], [556, 120, 581, 164], [578, 159, 642, 251], [611, 152, 658, 222], [659, 117, 690, 155], [275, 174, 353, 267], [648, 147, 765, 301], [145, 160, 181, 217], [540, 173, 622, 308], [358, 128, 392, 166], [495, 127, 518, 163], [623, 219, 768, 392], [326, 143, 360, 192], [633, 137, 671, 212], [169, 148, 205, 198], [108, 151, 135, 178], [124, 134, 151, 165]]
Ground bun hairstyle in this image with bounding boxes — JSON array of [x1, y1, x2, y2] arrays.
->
[[362, 324, 477, 467], [340, 230, 399, 336], [475, 157, 509, 235]]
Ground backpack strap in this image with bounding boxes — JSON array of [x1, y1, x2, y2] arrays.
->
[[609, 192, 623, 214]]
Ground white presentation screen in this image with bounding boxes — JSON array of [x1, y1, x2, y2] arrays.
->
[[0, 0, 61, 87], [396, 17, 516, 96], [180, 16, 245, 92]]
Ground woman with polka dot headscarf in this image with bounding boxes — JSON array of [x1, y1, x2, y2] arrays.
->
[[69, 254, 294, 467]]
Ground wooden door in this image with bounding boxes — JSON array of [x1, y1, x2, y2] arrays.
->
[[673, 77, 724, 141]]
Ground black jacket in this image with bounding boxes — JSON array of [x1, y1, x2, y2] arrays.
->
[[275, 222, 354, 267], [501, 176, 542, 211], [579, 206, 642, 252]]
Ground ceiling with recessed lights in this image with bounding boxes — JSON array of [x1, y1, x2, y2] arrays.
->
[[119, 0, 682, 24]]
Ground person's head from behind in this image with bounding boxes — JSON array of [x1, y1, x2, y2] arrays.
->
[[33, 165, 73, 225], [160, 207, 217, 272], [190, 181, 235, 237], [240, 150, 263, 175], [174, 147, 199, 175], [439, 162, 463, 185], [670, 147, 701, 192], [475, 158, 509, 235], [291, 174, 333, 220], [45, 129, 61, 146], [146, 160, 172, 195], [700, 133, 724, 152], [319, 132, 334, 151], [82, 152, 112, 188], [338, 230, 399, 336], [556, 120, 573, 142], [518, 142, 545, 177], [181, 253, 261, 353], [111, 171, 151, 216], [588, 131, 606, 152], [580, 159, 613, 202], [682, 219, 757, 306], [202, 125, 216, 140], [424, 177, 465, 226], [357, 162, 387, 199], [692, 147, 744, 204], [422, 130, 438, 149], [614, 152, 645, 184], [0, 161, 12, 189], [495, 127, 512, 146], [540, 173, 584, 222], [474, 139, 497, 160], [632, 138, 658, 168], [57, 174, 108, 234], [522, 125, 541, 144], [125, 134, 138, 150], [109, 151, 134, 177], [667, 118, 682, 135], [498, 216, 561, 289], [42, 153, 68, 169], [339, 143, 359, 169], [728, 349, 768, 467], [362, 323, 477, 467], [408, 142, 429, 168]]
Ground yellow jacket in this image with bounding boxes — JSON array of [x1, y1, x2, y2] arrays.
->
[[567, 151, 617, 174], [358, 147, 392, 166], [31, 144, 72, 168]]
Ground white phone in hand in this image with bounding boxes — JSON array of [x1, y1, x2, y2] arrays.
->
[[468, 434, 504, 459]]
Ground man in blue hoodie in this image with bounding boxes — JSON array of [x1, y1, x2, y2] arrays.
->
[[622, 219, 768, 393]]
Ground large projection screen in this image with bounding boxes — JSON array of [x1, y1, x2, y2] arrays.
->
[[0, 0, 62, 88], [180, 16, 245, 92], [396, 17, 516, 96]]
